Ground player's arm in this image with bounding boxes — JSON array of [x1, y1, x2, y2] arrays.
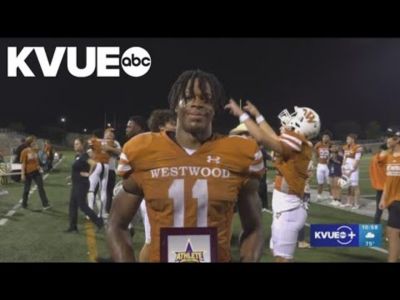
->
[[102, 144, 122, 156], [87, 158, 97, 175], [379, 182, 388, 210], [107, 177, 143, 262], [242, 100, 278, 139], [108, 146, 122, 156], [225, 99, 283, 154], [20, 150, 26, 181], [237, 178, 265, 262]]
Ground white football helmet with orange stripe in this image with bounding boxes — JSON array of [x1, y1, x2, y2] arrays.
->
[[278, 106, 320, 139]]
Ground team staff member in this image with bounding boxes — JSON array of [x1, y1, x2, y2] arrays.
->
[[66, 138, 104, 233], [20, 136, 51, 210], [379, 127, 400, 262]]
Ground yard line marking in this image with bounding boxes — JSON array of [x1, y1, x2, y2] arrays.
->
[[0, 158, 63, 226]]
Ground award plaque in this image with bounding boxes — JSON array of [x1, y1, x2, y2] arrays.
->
[[160, 227, 218, 263]]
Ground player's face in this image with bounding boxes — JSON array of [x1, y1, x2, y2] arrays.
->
[[104, 131, 115, 140], [31, 141, 38, 151], [126, 121, 141, 138], [387, 137, 399, 149], [177, 79, 215, 135], [74, 139, 83, 152], [346, 136, 354, 145], [322, 135, 330, 143]]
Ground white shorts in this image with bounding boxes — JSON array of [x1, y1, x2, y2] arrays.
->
[[140, 200, 151, 244], [349, 170, 359, 187], [88, 162, 109, 216], [343, 159, 359, 187], [316, 163, 329, 185], [271, 190, 307, 259]]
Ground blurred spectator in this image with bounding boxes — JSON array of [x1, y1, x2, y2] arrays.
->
[[20, 136, 51, 210], [43, 140, 54, 172]]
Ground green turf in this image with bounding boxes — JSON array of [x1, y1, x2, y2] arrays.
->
[[0, 151, 389, 262]]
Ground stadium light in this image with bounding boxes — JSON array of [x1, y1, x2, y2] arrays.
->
[[83, 128, 87, 133], [107, 123, 112, 127], [60, 117, 66, 123]]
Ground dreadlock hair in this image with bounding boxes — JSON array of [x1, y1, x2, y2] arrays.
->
[[168, 69, 227, 113], [147, 109, 176, 132]]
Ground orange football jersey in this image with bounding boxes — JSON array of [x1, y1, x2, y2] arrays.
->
[[343, 144, 363, 160], [273, 129, 313, 197], [314, 141, 330, 164], [379, 152, 400, 207], [118, 131, 264, 262], [88, 138, 110, 164], [369, 153, 386, 191]]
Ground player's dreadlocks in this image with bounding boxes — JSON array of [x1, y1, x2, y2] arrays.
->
[[168, 69, 227, 112]]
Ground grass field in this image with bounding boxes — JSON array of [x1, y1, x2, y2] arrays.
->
[[0, 151, 389, 262]]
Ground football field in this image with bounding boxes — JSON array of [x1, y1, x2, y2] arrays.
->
[[0, 151, 388, 262]]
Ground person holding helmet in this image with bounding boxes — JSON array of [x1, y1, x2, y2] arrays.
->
[[225, 100, 320, 262], [340, 133, 363, 209], [378, 127, 400, 262]]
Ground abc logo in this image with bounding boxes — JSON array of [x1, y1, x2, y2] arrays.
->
[[121, 47, 151, 77]]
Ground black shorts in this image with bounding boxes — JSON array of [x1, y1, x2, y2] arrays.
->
[[328, 165, 342, 178], [387, 201, 400, 229]]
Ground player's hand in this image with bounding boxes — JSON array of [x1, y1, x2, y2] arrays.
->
[[101, 145, 112, 152], [224, 99, 244, 117], [379, 199, 386, 210], [243, 100, 261, 117]]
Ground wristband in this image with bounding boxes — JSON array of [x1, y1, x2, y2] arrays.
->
[[256, 115, 265, 124], [239, 113, 250, 123]]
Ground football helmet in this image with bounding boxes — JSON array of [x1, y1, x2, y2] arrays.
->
[[278, 106, 321, 139], [337, 175, 351, 189]]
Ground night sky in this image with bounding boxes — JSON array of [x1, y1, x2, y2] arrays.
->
[[1, 38, 399, 138]]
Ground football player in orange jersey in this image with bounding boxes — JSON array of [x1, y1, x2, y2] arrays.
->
[[104, 128, 122, 217], [340, 133, 363, 209], [378, 127, 400, 262], [107, 70, 265, 262], [87, 129, 111, 219], [225, 100, 320, 262], [314, 133, 332, 201]]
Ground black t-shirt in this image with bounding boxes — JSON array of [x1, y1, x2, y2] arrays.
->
[[72, 153, 90, 184], [328, 153, 343, 177], [14, 144, 28, 163]]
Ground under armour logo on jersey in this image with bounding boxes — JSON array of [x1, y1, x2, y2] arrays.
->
[[207, 155, 221, 164]]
